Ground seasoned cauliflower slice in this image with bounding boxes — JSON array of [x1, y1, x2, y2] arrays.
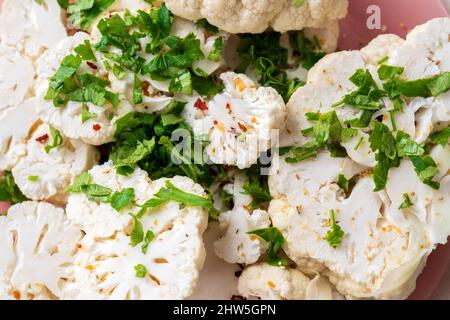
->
[[0, 201, 81, 300], [183, 72, 286, 169], [0, 45, 35, 117], [11, 123, 99, 204], [165, 0, 348, 34], [35, 32, 134, 146], [189, 222, 240, 300], [64, 162, 209, 299], [214, 174, 270, 264], [269, 177, 431, 299], [0, 0, 67, 59], [238, 263, 311, 300]]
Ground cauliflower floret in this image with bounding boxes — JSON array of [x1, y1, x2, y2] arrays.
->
[[165, 0, 348, 34], [189, 222, 240, 300], [0, 45, 35, 117], [64, 162, 209, 299], [0, 0, 67, 59], [269, 177, 431, 299], [183, 72, 286, 169], [11, 123, 99, 204], [0, 201, 81, 300], [237, 263, 312, 300], [214, 174, 270, 264]]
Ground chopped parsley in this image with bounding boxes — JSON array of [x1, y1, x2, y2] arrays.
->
[[28, 176, 40, 182], [430, 127, 450, 147], [110, 188, 135, 211], [399, 193, 414, 209], [337, 174, 349, 193], [240, 164, 272, 210], [64, 0, 116, 30], [141, 230, 155, 254], [134, 264, 148, 278], [0, 172, 28, 204], [45, 126, 64, 154], [247, 227, 287, 267], [324, 210, 345, 249]]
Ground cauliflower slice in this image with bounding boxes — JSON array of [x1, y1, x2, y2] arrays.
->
[[214, 174, 270, 264], [11, 123, 99, 204], [189, 222, 240, 300], [0, 45, 35, 117], [0, 0, 67, 59], [237, 263, 312, 300], [165, 0, 348, 34], [35, 32, 134, 146], [64, 162, 209, 299], [0, 201, 81, 300], [183, 72, 286, 169], [268, 18, 450, 300]]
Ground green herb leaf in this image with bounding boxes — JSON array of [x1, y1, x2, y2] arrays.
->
[[67, 0, 115, 30], [324, 210, 345, 249], [0, 171, 28, 204], [247, 227, 287, 267], [81, 104, 97, 123], [134, 264, 148, 278], [130, 214, 144, 246], [28, 176, 39, 182], [430, 127, 450, 147], [410, 155, 440, 190], [74, 40, 97, 61], [337, 174, 349, 193], [66, 172, 91, 192], [82, 184, 112, 202], [133, 74, 143, 104], [141, 230, 155, 254], [110, 188, 135, 211], [45, 126, 64, 154], [399, 193, 414, 209], [207, 37, 223, 62]]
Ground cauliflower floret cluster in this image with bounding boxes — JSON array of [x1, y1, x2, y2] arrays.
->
[[64, 162, 210, 300], [165, 0, 348, 34], [183, 72, 286, 169], [0, 201, 81, 300], [268, 18, 450, 299]]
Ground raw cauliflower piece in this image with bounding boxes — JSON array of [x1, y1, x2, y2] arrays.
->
[[64, 162, 209, 299], [165, 0, 348, 34], [189, 222, 240, 300], [35, 32, 134, 146], [11, 123, 99, 204], [0, 201, 81, 300], [183, 72, 286, 169], [214, 174, 270, 264], [269, 177, 431, 300], [238, 263, 311, 300], [0, 45, 35, 117], [0, 0, 67, 59], [0, 99, 41, 171]]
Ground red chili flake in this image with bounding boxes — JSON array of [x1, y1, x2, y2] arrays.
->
[[194, 98, 208, 111], [238, 122, 247, 132], [86, 61, 98, 70], [92, 124, 102, 131], [213, 120, 218, 125], [35, 134, 49, 144]]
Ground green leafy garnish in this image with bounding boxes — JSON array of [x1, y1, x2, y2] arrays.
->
[[247, 227, 287, 267], [66, 0, 116, 30], [141, 230, 155, 254], [45, 126, 64, 154], [0, 172, 28, 204], [399, 193, 414, 209], [410, 155, 440, 190], [324, 210, 345, 249], [337, 174, 349, 193], [110, 188, 135, 211], [430, 127, 450, 147], [241, 165, 272, 209], [28, 176, 39, 182], [74, 40, 97, 61], [130, 214, 144, 246], [134, 264, 148, 278]]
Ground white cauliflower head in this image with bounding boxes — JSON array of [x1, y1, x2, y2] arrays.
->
[[165, 0, 348, 34], [268, 18, 450, 299], [64, 162, 210, 299], [214, 173, 271, 264], [0, 201, 81, 300], [183, 72, 286, 169], [0, 0, 67, 59]]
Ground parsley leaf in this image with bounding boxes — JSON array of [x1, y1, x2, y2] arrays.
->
[[241, 164, 272, 209], [247, 227, 287, 267], [134, 264, 148, 278], [337, 174, 349, 193], [324, 210, 345, 249], [430, 127, 450, 147], [81, 104, 97, 123], [0, 171, 28, 204], [399, 193, 414, 209], [130, 214, 144, 246], [141, 230, 155, 254], [74, 40, 97, 61], [67, 0, 115, 30], [410, 155, 440, 190], [110, 188, 135, 211], [45, 126, 64, 154]]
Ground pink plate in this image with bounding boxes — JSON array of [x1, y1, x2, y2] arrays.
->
[[0, 0, 449, 300]]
